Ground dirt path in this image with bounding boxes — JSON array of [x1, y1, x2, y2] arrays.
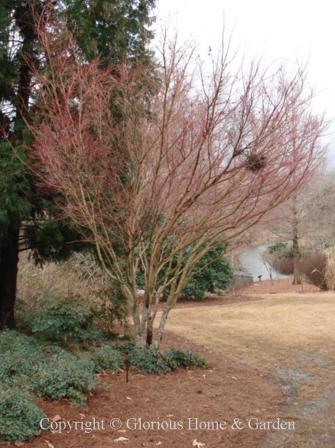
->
[[162, 291, 335, 447]]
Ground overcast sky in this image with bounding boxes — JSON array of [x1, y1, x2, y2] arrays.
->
[[154, 0, 335, 166]]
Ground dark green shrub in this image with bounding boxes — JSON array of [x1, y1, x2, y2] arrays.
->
[[162, 349, 191, 370], [137, 243, 233, 300], [125, 345, 208, 374], [30, 294, 94, 342], [180, 249, 233, 299], [163, 349, 208, 370], [127, 346, 171, 374], [0, 387, 44, 442], [75, 327, 108, 343], [91, 345, 122, 373], [115, 340, 136, 355], [33, 352, 96, 404]]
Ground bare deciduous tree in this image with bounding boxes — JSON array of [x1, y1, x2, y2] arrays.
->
[[264, 169, 334, 285], [29, 25, 325, 347]]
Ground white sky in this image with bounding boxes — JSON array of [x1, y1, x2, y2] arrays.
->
[[154, 0, 335, 166]]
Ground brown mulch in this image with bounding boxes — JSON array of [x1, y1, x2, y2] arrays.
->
[[1, 332, 285, 448]]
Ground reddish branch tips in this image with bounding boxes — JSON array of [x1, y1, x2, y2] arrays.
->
[[30, 25, 325, 248]]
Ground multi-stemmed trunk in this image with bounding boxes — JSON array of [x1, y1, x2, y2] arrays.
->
[[155, 302, 171, 349], [129, 287, 171, 349]]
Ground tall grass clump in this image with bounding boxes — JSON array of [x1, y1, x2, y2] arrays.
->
[[324, 249, 335, 290], [299, 252, 327, 290]]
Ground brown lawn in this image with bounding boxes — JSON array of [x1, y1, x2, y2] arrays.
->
[[162, 291, 335, 447]]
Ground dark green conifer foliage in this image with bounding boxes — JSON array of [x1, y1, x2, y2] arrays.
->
[[0, 0, 155, 329]]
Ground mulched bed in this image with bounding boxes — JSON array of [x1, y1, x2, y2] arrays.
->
[[1, 333, 285, 448]]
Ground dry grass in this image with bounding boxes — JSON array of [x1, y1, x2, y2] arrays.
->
[[17, 252, 110, 305], [160, 293, 335, 447], [299, 252, 328, 290], [325, 248, 335, 290], [239, 278, 319, 295]]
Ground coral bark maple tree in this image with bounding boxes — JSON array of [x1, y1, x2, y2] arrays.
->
[[30, 27, 325, 346]]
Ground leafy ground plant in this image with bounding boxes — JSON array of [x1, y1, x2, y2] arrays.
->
[[33, 351, 96, 404], [163, 349, 208, 370], [0, 331, 96, 404], [0, 329, 208, 443], [126, 345, 208, 374], [0, 387, 45, 442], [91, 345, 122, 373], [127, 345, 172, 374]]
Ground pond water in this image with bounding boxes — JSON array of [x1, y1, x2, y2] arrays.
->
[[239, 244, 288, 281]]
